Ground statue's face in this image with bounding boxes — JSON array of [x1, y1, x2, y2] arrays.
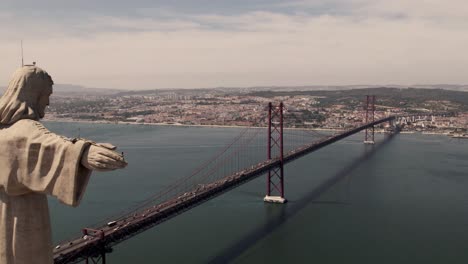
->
[[37, 85, 53, 118]]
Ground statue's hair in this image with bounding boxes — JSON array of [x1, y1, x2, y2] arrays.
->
[[0, 66, 54, 125]]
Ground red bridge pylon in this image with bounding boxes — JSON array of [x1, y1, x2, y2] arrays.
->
[[364, 95, 376, 144], [264, 102, 287, 204]]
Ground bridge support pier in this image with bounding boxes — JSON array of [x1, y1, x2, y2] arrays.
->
[[85, 251, 106, 264], [264, 102, 287, 204], [364, 95, 376, 144], [86, 246, 113, 264]]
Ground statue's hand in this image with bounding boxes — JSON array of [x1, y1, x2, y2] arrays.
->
[[96, 143, 117, 150], [81, 145, 128, 172]]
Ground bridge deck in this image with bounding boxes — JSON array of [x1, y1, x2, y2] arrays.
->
[[53, 116, 395, 264]]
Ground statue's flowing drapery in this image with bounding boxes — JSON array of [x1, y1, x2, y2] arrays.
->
[[0, 119, 91, 264]]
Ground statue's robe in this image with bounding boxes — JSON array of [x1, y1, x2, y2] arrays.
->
[[0, 119, 91, 264]]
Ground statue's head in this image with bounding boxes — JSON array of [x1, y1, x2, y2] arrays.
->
[[0, 66, 54, 125]]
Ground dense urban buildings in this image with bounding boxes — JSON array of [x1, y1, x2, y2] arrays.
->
[[45, 87, 468, 135]]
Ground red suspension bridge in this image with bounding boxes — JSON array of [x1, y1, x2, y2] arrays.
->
[[53, 96, 453, 264]]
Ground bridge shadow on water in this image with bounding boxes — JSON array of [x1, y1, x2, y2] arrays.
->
[[207, 133, 398, 264]]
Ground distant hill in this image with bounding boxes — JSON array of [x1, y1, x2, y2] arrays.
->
[[108, 84, 468, 95], [1, 84, 467, 97], [113, 88, 214, 97], [403, 84, 468, 92], [0, 84, 125, 96], [242, 85, 468, 92], [51, 84, 124, 96], [249, 87, 468, 111]]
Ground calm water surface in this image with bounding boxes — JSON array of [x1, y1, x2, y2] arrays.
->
[[44, 122, 468, 264]]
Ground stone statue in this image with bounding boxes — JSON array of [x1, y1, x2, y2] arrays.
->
[[0, 66, 127, 263]]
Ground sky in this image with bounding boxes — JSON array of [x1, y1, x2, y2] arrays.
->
[[0, 0, 467, 89]]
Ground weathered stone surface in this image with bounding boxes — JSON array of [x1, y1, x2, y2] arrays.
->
[[0, 66, 127, 263]]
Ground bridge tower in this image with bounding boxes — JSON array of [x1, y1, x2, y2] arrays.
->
[[264, 102, 287, 204], [364, 95, 376, 144]]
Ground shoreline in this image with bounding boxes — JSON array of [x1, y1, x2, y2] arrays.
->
[[42, 118, 458, 136], [43, 118, 346, 132]]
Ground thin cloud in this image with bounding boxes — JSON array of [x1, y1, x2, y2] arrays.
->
[[0, 1, 467, 89]]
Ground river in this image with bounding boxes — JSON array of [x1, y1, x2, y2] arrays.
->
[[44, 122, 468, 264]]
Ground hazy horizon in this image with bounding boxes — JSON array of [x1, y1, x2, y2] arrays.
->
[[55, 83, 468, 92], [1, 1, 468, 89], [2, 83, 468, 93]]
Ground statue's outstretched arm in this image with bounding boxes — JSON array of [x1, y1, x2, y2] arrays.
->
[[81, 144, 127, 172]]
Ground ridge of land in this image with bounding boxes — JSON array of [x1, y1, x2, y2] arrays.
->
[[39, 87, 467, 135]]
